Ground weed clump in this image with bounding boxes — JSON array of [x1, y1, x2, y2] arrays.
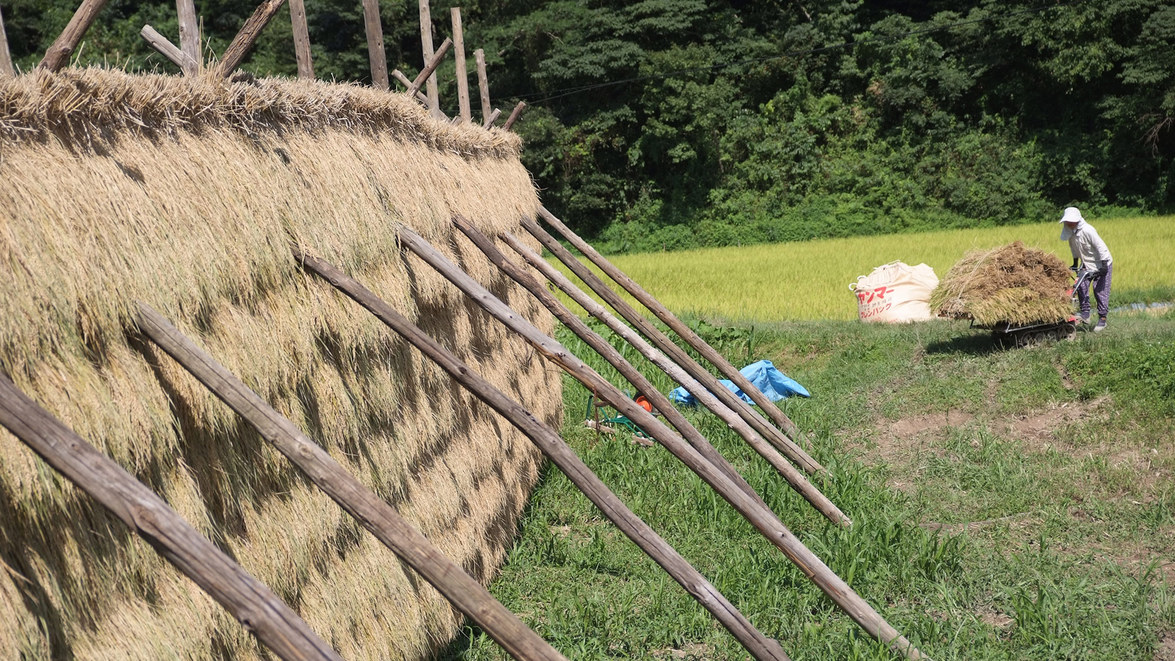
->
[[930, 241, 1072, 325]]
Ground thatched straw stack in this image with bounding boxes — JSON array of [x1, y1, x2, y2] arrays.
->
[[0, 68, 560, 659], [930, 241, 1073, 326]]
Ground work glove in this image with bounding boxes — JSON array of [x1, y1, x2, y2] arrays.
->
[[1095, 262, 1108, 277], [1070, 258, 1081, 273]]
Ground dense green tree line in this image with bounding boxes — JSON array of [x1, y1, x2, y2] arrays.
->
[[6, 0, 1173, 252]]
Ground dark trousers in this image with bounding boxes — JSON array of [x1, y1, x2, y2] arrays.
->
[[1077, 263, 1113, 318]]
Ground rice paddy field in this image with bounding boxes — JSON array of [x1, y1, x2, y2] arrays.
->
[[553, 216, 1175, 323]]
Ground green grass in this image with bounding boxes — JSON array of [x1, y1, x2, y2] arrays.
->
[[442, 307, 1175, 660], [551, 215, 1175, 322]]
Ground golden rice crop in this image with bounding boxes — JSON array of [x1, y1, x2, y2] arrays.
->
[[550, 216, 1174, 322]]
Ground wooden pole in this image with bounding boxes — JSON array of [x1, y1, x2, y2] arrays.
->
[[175, 0, 200, 75], [418, 0, 440, 117], [482, 108, 501, 129], [407, 37, 451, 97], [294, 249, 791, 661], [522, 215, 824, 477], [140, 25, 197, 72], [360, 0, 387, 90], [538, 206, 817, 456], [454, 216, 779, 516], [395, 226, 927, 660], [474, 48, 491, 123], [391, 69, 430, 105], [450, 7, 470, 123], [214, 0, 288, 78], [288, 0, 313, 79], [0, 3, 13, 79], [39, 0, 111, 71], [135, 303, 566, 661], [499, 230, 850, 527], [0, 373, 341, 661], [502, 101, 526, 131]]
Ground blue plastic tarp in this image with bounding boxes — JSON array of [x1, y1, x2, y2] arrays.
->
[[669, 360, 810, 406]]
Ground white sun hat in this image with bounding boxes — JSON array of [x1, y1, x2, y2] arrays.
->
[[1059, 206, 1084, 223]]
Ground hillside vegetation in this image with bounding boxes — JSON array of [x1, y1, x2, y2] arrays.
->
[[446, 311, 1175, 660], [6, 1, 1174, 250]]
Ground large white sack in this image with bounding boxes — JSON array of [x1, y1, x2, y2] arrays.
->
[[850, 261, 939, 323]]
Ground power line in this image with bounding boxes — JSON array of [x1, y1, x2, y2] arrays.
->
[[513, 1, 1070, 107]]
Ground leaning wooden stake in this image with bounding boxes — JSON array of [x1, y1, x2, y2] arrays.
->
[[175, 0, 200, 75], [0, 372, 341, 661], [407, 37, 451, 98], [482, 108, 501, 129], [499, 230, 850, 527], [39, 0, 111, 71], [538, 206, 816, 454], [503, 101, 526, 131], [450, 7, 470, 123], [475, 48, 491, 123], [136, 303, 566, 661], [215, 0, 287, 78], [288, 0, 313, 79], [294, 248, 791, 661], [396, 226, 928, 660], [360, 0, 388, 89], [141, 25, 197, 72], [391, 69, 430, 105], [523, 215, 824, 477], [455, 216, 776, 515]]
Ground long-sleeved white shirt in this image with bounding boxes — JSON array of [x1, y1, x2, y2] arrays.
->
[[1063, 220, 1112, 268]]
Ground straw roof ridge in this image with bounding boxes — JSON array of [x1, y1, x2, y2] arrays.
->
[[0, 68, 522, 159]]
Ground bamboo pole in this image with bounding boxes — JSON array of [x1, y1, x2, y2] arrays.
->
[[391, 69, 430, 104], [0, 4, 13, 79], [361, 0, 388, 90], [294, 249, 791, 661], [418, 0, 440, 117], [135, 303, 566, 661], [538, 206, 816, 456], [454, 216, 774, 515], [396, 226, 928, 660], [0, 373, 341, 661], [499, 230, 850, 527], [450, 7, 470, 123], [288, 0, 313, 79], [482, 108, 501, 129], [502, 101, 526, 131], [214, 0, 288, 78], [474, 48, 491, 123], [522, 215, 824, 476], [39, 0, 110, 71], [175, 0, 200, 75], [407, 37, 451, 97], [140, 25, 197, 72]]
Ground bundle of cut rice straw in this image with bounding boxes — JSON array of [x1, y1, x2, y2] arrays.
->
[[930, 241, 1073, 326]]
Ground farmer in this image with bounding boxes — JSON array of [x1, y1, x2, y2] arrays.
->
[[1059, 206, 1113, 331]]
